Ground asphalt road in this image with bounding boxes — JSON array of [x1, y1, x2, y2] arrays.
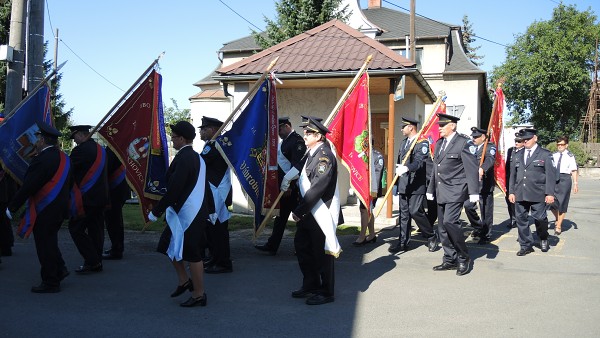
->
[[1, 177, 599, 337]]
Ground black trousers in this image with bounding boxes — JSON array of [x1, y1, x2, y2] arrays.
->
[[33, 219, 66, 286], [515, 200, 549, 249], [206, 219, 231, 268], [104, 201, 126, 254], [69, 206, 104, 266], [464, 193, 494, 238], [398, 193, 434, 245], [0, 204, 14, 254], [438, 202, 469, 264], [505, 195, 516, 225], [294, 214, 334, 297], [265, 189, 298, 252]]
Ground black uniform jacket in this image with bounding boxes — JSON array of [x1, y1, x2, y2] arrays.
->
[[201, 140, 232, 207], [70, 139, 109, 208], [427, 133, 479, 204], [509, 145, 556, 202], [106, 147, 131, 205], [397, 138, 429, 195], [9, 146, 71, 222], [477, 142, 497, 194], [279, 130, 306, 184], [152, 146, 214, 218], [293, 143, 338, 220]]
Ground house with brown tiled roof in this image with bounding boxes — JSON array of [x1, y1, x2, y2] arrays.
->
[[190, 0, 488, 216]]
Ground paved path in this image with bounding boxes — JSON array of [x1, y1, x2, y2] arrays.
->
[[1, 178, 600, 337]]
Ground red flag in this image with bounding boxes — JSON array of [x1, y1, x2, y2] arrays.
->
[[489, 86, 507, 193], [328, 73, 371, 209], [263, 76, 279, 214], [98, 69, 169, 223], [418, 95, 447, 156]]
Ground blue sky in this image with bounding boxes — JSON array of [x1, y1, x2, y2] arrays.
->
[[43, 0, 598, 125]]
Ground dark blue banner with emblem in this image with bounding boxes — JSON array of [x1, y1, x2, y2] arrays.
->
[[215, 80, 269, 228], [0, 84, 52, 184]]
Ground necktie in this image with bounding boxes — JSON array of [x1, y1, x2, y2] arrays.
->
[[404, 139, 409, 150], [440, 138, 447, 155], [526, 150, 532, 165], [557, 152, 563, 172]]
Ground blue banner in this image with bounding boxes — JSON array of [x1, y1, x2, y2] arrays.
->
[[0, 85, 52, 184], [215, 80, 269, 227]]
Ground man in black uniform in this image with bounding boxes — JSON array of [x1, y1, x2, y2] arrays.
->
[[255, 117, 306, 255], [7, 122, 70, 292], [505, 132, 524, 229], [426, 113, 479, 276], [102, 147, 131, 260], [508, 128, 555, 256], [390, 117, 438, 253], [291, 116, 341, 306], [464, 127, 496, 244], [68, 125, 109, 274], [199, 116, 233, 274]]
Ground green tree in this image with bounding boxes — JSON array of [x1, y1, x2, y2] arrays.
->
[[0, 0, 12, 111], [490, 4, 600, 144], [163, 98, 190, 135], [461, 15, 484, 67], [253, 0, 350, 49]]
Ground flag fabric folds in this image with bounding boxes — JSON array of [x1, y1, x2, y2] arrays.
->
[[0, 84, 52, 183], [489, 86, 507, 193], [98, 69, 169, 223], [327, 72, 372, 209], [215, 79, 278, 230], [417, 95, 446, 157]]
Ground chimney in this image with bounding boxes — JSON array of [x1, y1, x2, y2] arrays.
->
[[368, 0, 382, 9]]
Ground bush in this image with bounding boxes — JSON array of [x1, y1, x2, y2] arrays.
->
[[545, 141, 588, 167]]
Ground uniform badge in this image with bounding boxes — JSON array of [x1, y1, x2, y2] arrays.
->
[[318, 163, 327, 174], [378, 158, 384, 166], [297, 144, 304, 151], [469, 145, 477, 155], [202, 145, 211, 155], [490, 148, 496, 156], [421, 145, 428, 154]]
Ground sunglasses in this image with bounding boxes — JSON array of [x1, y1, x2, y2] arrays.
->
[[556, 143, 567, 146]]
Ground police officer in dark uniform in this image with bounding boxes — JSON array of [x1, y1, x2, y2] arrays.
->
[[0, 170, 17, 259], [505, 132, 524, 229], [390, 117, 438, 253], [7, 122, 70, 292], [68, 125, 109, 274], [291, 116, 341, 306], [426, 113, 479, 276], [255, 117, 306, 255], [199, 116, 233, 274], [464, 127, 496, 244], [102, 147, 131, 260], [508, 128, 555, 256]]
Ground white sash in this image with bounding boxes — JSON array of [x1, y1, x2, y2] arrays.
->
[[210, 169, 231, 223], [298, 161, 342, 258], [277, 141, 292, 173], [165, 155, 206, 261]]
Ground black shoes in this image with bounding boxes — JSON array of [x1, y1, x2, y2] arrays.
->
[[180, 293, 207, 307], [427, 237, 439, 252], [477, 236, 490, 245], [170, 279, 194, 298], [254, 244, 277, 255], [516, 247, 535, 256], [291, 288, 318, 298], [388, 243, 409, 254], [204, 265, 233, 274], [59, 267, 70, 281], [75, 262, 103, 274], [433, 262, 458, 271], [31, 283, 60, 293], [102, 250, 123, 260], [540, 240, 549, 252], [456, 260, 471, 276], [306, 294, 334, 305], [353, 236, 377, 247]]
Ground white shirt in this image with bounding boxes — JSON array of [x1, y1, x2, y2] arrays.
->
[[553, 151, 578, 174]]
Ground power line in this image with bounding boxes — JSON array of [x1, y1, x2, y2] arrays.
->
[[382, 0, 509, 48], [218, 0, 263, 32]]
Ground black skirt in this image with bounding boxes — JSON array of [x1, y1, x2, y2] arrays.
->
[[553, 174, 572, 213], [156, 215, 208, 262]]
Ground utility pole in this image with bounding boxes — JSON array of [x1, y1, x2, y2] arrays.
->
[[5, 0, 26, 113], [409, 0, 416, 62], [27, 0, 44, 93]]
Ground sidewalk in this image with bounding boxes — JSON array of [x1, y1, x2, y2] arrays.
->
[[1, 178, 600, 337]]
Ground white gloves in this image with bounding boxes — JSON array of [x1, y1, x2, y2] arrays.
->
[[147, 211, 158, 222], [280, 167, 300, 191], [469, 194, 479, 203], [5, 208, 12, 220], [426, 193, 434, 201], [395, 164, 409, 176]]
